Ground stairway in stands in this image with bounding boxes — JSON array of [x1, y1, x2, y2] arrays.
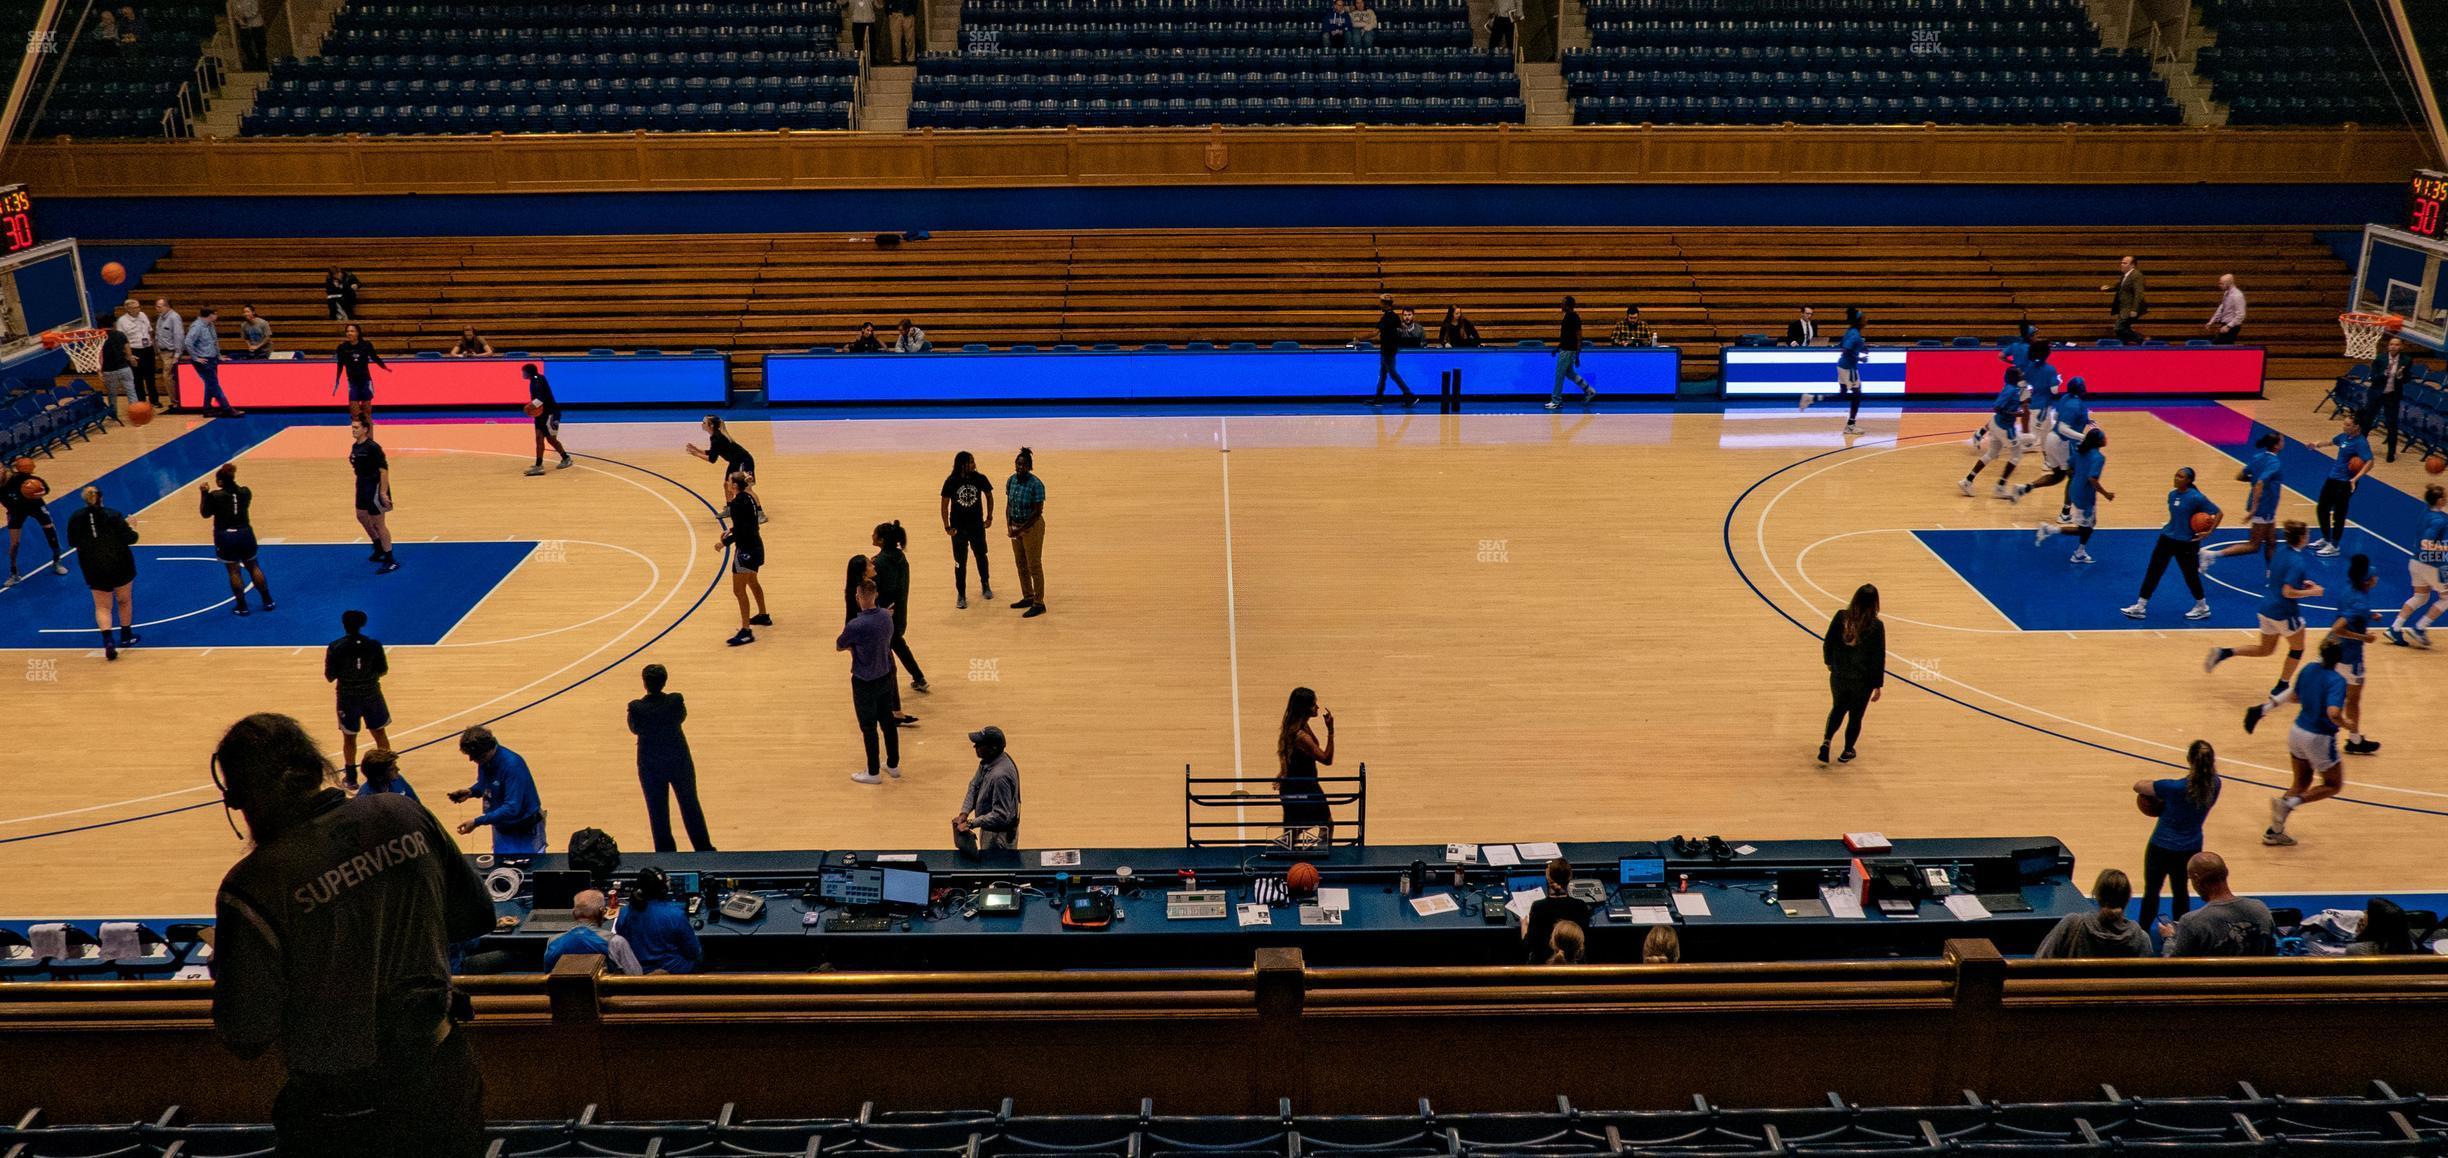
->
[[1516, 0, 1586, 126], [2084, 0, 2226, 125]]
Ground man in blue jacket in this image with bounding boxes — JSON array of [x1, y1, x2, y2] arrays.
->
[[445, 725, 545, 855]]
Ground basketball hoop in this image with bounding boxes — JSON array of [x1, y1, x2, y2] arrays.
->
[[42, 327, 112, 375], [2340, 312, 2405, 360]]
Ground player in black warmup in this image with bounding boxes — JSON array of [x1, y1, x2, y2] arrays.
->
[[520, 364, 571, 476], [687, 415, 764, 523], [326, 609, 391, 789], [940, 451, 995, 609], [199, 463, 275, 615], [719, 471, 770, 646], [349, 418, 398, 574], [2, 455, 69, 586], [332, 324, 390, 426]]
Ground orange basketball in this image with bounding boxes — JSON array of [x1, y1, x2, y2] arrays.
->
[[126, 401, 155, 426], [38, 331, 60, 350], [100, 261, 126, 285], [2427, 454, 2446, 476], [19, 477, 47, 499], [2347, 455, 2368, 476], [1285, 862, 1320, 894], [523, 399, 544, 417], [2190, 512, 2216, 535], [9, 456, 32, 475], [2137, 794, 2164, 818]]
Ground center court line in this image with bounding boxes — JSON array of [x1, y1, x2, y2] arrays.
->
[[1219, 417, 1247, 837]]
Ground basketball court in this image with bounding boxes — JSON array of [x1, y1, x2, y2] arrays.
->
[[5, 377, 2444, 917]]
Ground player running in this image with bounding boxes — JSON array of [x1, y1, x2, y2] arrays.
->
[[2329, 554, 2381, 756], [198, 462, 275, 615], [1800, 308, 1867, 434], [687, 415, 766, 523], [2009, 369, 2093, 518], [2384, 483, 2446, 647], [2122, 467, 2219, 621], [2243, 637, 2349, 847], [2, 455, 69, 586], [2034, 427, 2112, 563], [520, 364, 572, 476], [1959, 368, 2027, 500], [2204, 520, 2318, 695], [2203, 432, 2285, 571], [349, 417, 398, 574]]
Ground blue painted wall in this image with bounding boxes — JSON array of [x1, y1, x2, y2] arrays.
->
[[46, 182, 2405, 239]]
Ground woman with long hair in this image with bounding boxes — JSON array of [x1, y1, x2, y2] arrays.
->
[[872, 521, 927, 692], [2132, 739, 2221, 927], [1642, 925, 1681, 964], [717, 471, 768, 646], [198, 462, 274, 615], [2347, 897, 2417, 955], [1818, 583, 1885, 764], [332, 322, 389, 425], [66, 485, 140, 660], [1275, 687, 1334, 837], [1544, 921, 1586, 965], [687, 415, 765, 523], [1438, 305, 1481, 348], [845, 552, 917, 726]]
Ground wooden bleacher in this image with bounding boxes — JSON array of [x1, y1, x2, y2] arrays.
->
[[126, 226, 2365, 392]]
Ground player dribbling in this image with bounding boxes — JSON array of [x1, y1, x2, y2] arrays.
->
[[2243, 637, 2349, 847]]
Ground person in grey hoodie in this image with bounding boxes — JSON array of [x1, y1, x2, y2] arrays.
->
[[2033, 869, 2152, 958], [953, 725, 1020, 854]]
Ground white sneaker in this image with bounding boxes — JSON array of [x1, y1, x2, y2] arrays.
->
[[2262, 827, 2297, 847], [883, 765, 901, 780], [2122, 600, 2148, 619], [2197, 547, 2215, 570], [1843, 423, 1863, 435], [2186, 601, 2213, 620], [2069, 549, 2095, 565], [1798, 393, 1815, 411], [50, 561, 68, 576], [2204, 647, 2227, 673], [1958, 478, 1974, 497], [2034, 525, 2053, 546], [2001, 485, 2021, 505], [1992, 484, 2010, 499], [2316, 543, 2341, 557], [2270, 795, 2296, 827], [851, 772, 882, 784], [2055, 510, 2071, 525], [1542, 400, 1560, 411]]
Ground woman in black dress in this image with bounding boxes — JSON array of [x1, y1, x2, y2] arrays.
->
[[66, 486, 140, 660], [845, 552, 918, 726], [1275, 686, 1335, 839], [1818, 583, 1886, 765], [717, 471, 769, 647], [198, 462, 275, 615], [687, 415, 764, 522]]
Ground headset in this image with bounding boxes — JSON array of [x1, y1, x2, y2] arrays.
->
[[633, 866, 673, 902], [209, 752, 248, 841]]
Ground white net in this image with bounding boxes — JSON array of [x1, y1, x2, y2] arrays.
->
[[2341, 314, 2400, 360], [54, 328, 109, 374]]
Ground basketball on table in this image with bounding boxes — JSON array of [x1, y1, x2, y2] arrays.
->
[[1286, 861, 1320, 894], [127, 402, 155, 427], [100, 262, 126, 285], [2427, 454, 2446, 475], [2137, 793, 2164, 818], [2190, 512, 2217, 535], [524, 399, 544, 417]]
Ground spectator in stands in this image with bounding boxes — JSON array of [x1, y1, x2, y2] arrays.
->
[[99, 323, 137, 416], [153, 298, 184, 412], [1438, 305, 1480, 348], [2156, 852, 2275, 957], [1277, 687, 1335, 838], [1544, 921, 1586, 965], [323, 267, 361, 321], [233, 0, 269, 70], [2346, 898, 2417, 956], [2134, 740, 2220, 928], [1399, 307, 1425, 350], [209, 712, 491, 1158], [1546, 295, 1594, 409], [1642, 925, 1681, 963], [115, 5, 142, 44], [90, 8, 119, 50], [1323, 0, 1351, 50], [844, 322, 884, 352], [887, 0, 919, 63], [2362, 337, 2412, 463], [449, 326, 493, 357], [2101, 255, 2147, 342], [2034, 869, 2152, 958], [1786, 305, 1818, 347], [1610, 305, 1653, 348], [1348, 0, 1378, 48], [446, 725, 547, 855], [620, 868, 703, 974], [954, 725, 1021, 853], [542, 890, 643, 975], [356, 748, 418, 802], [186, 306, 240, 417], [2205, 273, 2245, 345], [1519, 859, 1592, 963], [894, 318, 931, 353], [1371, 293, 1414, 403], [115, 300, 157, 407], [628, 663, 714, 853], [1487, 0, 1519, 54], [848, 0, 878, 61], [237, 305, 272, 359], [1817, 583, 1883, 765]]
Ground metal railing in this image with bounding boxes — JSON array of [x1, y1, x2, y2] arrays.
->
[[162, 54, 226, 138], [1184, 761, 1367, 848]]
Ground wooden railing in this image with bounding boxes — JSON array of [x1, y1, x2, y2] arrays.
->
[[8, 123, 2429, 196]]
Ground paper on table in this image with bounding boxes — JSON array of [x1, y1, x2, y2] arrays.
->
[[1672, 893, 1711, 917], [1444, 843, 1479, 864], [875, 853, 920, 863], [1409, 892, 1460, 917], [1821, 889, 1865, 920], [1298, 904, 1343, 926], [1734, 844, 1758, 856], [1515, 841, 1562, 860], [1623, 905, 1675, 925], [1505, 888, 1544, 921], [1317, 887, 1351, 912], [1040, 849, 1082, 867], [1236, 903, 1272, 927], [1482, 844, 1522, 866], [1943, 894, 1992, 921]]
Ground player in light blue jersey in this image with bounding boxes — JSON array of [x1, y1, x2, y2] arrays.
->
[[1959, 368, 2028, 500], [2203, 432, 2285, 572], [2204, 520, 2319, 695], [1801, 308, 1869, 435], [2034, 427, 2112, 563], [2009, 368, 2093, 520], [2242, 637, 2348, 847], [2122, 467, 2220, 621], [2385, 483, 2446, 648], [2327, 554, 2381, 756], [2313, 414, 2373, 558]]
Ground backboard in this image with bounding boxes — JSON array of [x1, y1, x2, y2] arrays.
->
[[2352, 224, 2448, 353]]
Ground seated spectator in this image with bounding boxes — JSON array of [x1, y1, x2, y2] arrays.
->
[[116, 5, 142, 44], [619, 867, 704, 974], [90, 8, 119, 47], [1439, 305, 1480, 348], [1518, 858, 1591, 964], [1397, 307, 1424, 349], [1348, 0, 1378, 48], [894, 318, 931, 353], [541, 889, 642, 974], [2157, 852, 2274, 957], [1642, 925, 1681, 963], [354, 748, 420, 802], [1610, 306, 1654, 348], [2345, 898, 2417, 955], [449, 326, 494, 357], [1544, 920, 1585, 964], [1322, 0, 1350, 50], [844, 322, 884, 353], [237, 306, 272, 360], [2034, 868, 2151, 958]]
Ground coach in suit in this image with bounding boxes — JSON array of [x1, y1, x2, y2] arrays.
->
[[2101, 255, 2147, 342], [1786, 306, 1819, 346], [2361, 336, 2415, 463]]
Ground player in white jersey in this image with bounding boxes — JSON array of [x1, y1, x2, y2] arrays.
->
[[2385, 483, 2447, 648]]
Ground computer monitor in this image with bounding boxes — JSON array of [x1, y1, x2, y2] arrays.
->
[[1775, 870, 1823, 901], [528, 869, 590, 910], [2011, 845, 2058, 881], [817, 865, 884, 907], [1973, 858, 2022, 894], [668, 871, 701, 896], [878, 866, 929, 910], [1506, 873, 1545, 896], [1618, 856, 1665, 887]]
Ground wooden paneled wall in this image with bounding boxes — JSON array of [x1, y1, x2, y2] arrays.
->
[[9, 124, 2429, 196]]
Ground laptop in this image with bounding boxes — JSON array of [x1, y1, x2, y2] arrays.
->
[[1971, 859, 2033, 913], [518, 870, 593, 933], [1613, 855, 1670, 909], [1776, 870, 1829, 919]]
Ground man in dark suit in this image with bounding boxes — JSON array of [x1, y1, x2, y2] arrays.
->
[[2101, 255, 2147, 342], [2360, 336, 2415, 463], [1786, 306, 1818, 346]]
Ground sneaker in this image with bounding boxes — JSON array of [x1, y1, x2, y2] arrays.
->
[[377, 559, 400, 575], [3, 572, 19, 588], [911, 680, 930, 694], [2185, 601, 2213, 620], [2269, 795, 2295, 827], [726, 629, 754, 647], [524, 464, 546, 477], [2070, 549, 2095, 565], [2122, 600, 2148, 619], [1010, 598, 1033, 609], [1023, 603, 1047, 618], [2001, 485, 2020, 505], [2204, 647, 2228, 673], [851, 772, 882, 784], [1542, 400, 1560, 411], [2197, 546, 2215, 570], [2346, 738, 2382, 755], [2413, 624, 2434, 647], [1816, 744, 1830, 765], [119, 631, 140, 646], [233, 604, 250, 617], [1798, 393, 1815, 411], [557, 454, 573, 470], [2243, 704, 2264, 734], [2315, 543, 2341, 557], [2055, 510, 2071, 525], [957, 594, 968, 609], [1838, 748, 1857, 763], [2262, 827, 2297, 847], [1958, 478, 1975, 497], [883, 765, 902, 779], [1581, 386, 1598, 404], [2385, 627, 2411, 647], [261, 601, 277, 612], [1992, 483, 2010, 499], [2270, 680, 2289, 698], [749, 613, 772, 626], [2034, 525, 2053, 546], [1401, 394, 1417, 408], [982, 585, 994, 601], [103, 642, 117, 661], [1843, 424, 1863, 435]]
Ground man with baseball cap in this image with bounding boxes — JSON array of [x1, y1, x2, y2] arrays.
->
[[953, 725, 1020, 854]]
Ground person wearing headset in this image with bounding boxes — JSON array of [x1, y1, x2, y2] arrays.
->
[[208, 712, 494, 1158], [617, 867, 704, 975]]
